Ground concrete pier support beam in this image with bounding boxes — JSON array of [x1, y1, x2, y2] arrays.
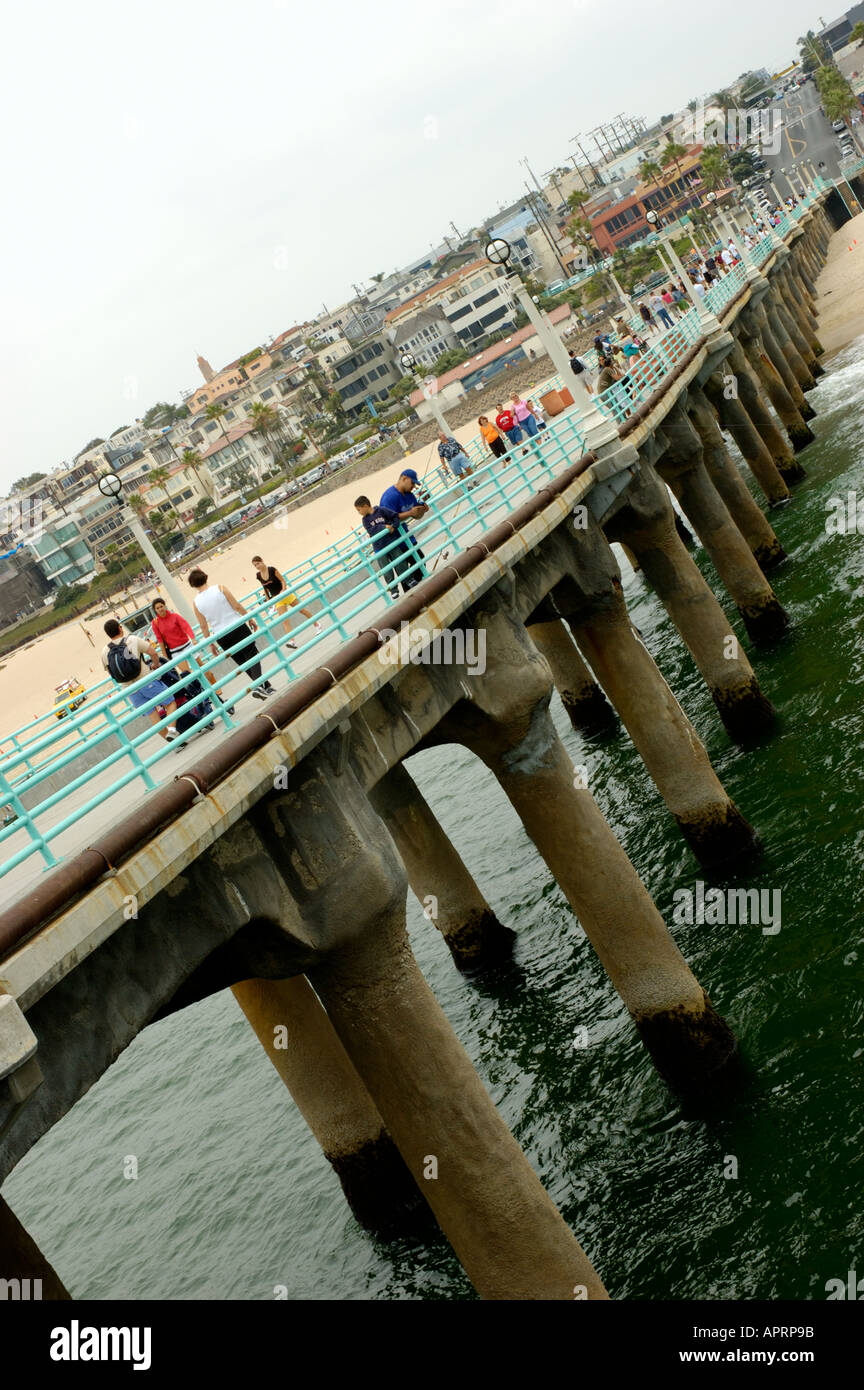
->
[[430, 593, 738, 1090], [704, 371, 791, 507], [263, 759, 606, 1298], [602, 467, 778, 737], [656, 408, 789, 645], [232, 974, 427, 1234], [687, 387, 786, 572], [527, 617, 617, 734], [726, 337, 807, 477], [0, 1194, 70, 1299], [550, 520, 760, 860], [734, 333, 810, 469], [306, 894, 607, 1293], [765, 303, 817, 398], [369, 762, 515, 972], [774, 277, 823, 376]]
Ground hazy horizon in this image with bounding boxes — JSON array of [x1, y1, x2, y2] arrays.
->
[[1, 0, 826, 488]]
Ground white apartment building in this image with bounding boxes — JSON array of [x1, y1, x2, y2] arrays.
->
[[385, 259, 518, 349], [386, 306, 459, 369]]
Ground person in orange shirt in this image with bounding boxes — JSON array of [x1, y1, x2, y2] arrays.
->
[[478, 415, 508, 459]]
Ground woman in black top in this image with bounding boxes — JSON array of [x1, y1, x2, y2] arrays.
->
[[252, 555, 320, 650]]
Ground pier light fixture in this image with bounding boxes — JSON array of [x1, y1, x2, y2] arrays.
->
[[485, 237, 512, 268], [97, 472, 123, 504], [400, 351, 417, 373]]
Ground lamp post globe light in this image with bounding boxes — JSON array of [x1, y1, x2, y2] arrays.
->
[[98, 473, 196, 625], [98, 472, 123, 502], [645, 209, 720, 326], [400, 346, 450, 433], [482, 235, 616, 442]]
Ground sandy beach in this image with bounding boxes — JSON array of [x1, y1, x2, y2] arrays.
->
[[813, 208, 864, 355], [0, 416, 486, 741]]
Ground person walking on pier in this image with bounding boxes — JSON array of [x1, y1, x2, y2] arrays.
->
[[494, 402, 522, 448], [101, 618, 179, 741], [511, 393, 539, 438], [436, 431, 473, 478], [252, 554, 320, 649], [651, 291, 674, 330], [187, 568, 276, 701], [478, 415, 508, 458]]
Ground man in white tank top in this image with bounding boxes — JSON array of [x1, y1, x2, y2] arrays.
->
[[188, 568, 275, 701]]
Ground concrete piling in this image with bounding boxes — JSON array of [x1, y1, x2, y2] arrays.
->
[[369, 761, 515, 972]]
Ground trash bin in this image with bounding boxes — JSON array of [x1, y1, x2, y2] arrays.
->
[[539, 389, 565, 418]]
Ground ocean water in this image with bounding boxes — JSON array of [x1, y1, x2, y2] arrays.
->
[[5, 339, 864, 1300]]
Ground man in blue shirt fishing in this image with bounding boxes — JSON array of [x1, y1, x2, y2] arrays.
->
[[378, 469, 429, 590]]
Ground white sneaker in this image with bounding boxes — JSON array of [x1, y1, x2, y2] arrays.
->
[[314, 621, 323, 632], [250, 687, 267, 700], [165, 727, 179, 741]]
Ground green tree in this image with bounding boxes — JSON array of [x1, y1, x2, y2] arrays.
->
[[181, 447, 214, 500], [566, 189, 590, 212], [194, 496, 215, 521], [431, 347, 470, 374], [852, 20, 864, 45], [11, 471, 48, 492], [639, 159, 662, 184], [205, 402, 230, 438], [798, 31, 826, 74], [142, 401, 187, 429], [147, 465, 188, 538], [661, 139, 688, 183], [389, 374, 416, 403], [700, 146, 730, 190]]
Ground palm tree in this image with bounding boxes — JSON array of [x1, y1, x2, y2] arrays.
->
[[128, 492, 167, 560], [639, 159, 662, 184], [205, 402, 230, 439], [148, 464, 188, 538], [567, 189, 590, 212], [699, 146, 730, 191], [661, 139, 688, 183], [181, 447, 214, 501]]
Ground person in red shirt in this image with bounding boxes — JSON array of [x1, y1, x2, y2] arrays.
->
[[494, 403, 522, 448], [151, 598, 195, 672], [152, 596, 227, 705]]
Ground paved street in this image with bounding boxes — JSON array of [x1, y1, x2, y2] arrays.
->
[[762, 80, 861, 198]]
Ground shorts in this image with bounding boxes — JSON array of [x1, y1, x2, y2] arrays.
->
[[446, 451, 471, 476], [127, 678, 171, 711], [276, 593, 298, 613]]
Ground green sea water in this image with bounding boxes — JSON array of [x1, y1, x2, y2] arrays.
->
[[5, 338, 864, 1299]]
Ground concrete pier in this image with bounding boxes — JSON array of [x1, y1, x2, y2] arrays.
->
[[431, 596, 738, 1090], [687, 387, 786, 572], [704, 371, 791, 506], [601, 468, 777, 737], [527, 616, 617, 734], [369, 762, 515, 972], [232, 974, 428, 1234], [656, 407, 789, 644]]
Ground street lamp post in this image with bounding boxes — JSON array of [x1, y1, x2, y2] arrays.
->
[[400, 350, 452, 435], [484, 236, 618, 448], [644, 211, 721, 332], [98, 473, 197, 625]]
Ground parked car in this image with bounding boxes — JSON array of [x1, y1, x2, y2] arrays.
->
[[546, 279, 566, 294], [832, 119, 848, 134], [53, 678, 87, 719]]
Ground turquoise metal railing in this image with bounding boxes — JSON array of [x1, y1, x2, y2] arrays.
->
[[0, 198, 820, 880]]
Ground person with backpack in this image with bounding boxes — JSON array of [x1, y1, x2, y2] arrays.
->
[[101, 618, 179, 740]]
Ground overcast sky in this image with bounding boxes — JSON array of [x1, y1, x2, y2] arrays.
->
[[0, 0, 824, 488]]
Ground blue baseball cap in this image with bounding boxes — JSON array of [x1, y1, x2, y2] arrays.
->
[[401, 469, 419, 483]]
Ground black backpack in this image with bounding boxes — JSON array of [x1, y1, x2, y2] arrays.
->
[[106, 638, 142, 684]]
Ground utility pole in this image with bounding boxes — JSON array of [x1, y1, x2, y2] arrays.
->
[[519, 155, 546, 196], [524, 185, 570, 279]]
